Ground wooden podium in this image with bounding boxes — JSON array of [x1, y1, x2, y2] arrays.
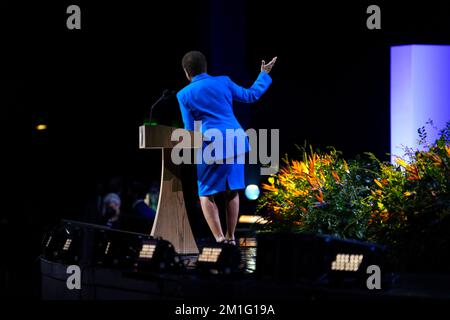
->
[[139, 125, 201, 254]]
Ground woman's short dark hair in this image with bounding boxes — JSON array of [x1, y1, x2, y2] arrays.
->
[[182, 51, 207, 77]]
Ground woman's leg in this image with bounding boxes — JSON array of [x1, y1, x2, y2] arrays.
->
[[200, 195, 225, 242], [224, 190, 239, 244]]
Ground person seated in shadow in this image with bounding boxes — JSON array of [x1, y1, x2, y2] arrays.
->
[[101, 192, 121, 229], [122, 182, 156, 234]]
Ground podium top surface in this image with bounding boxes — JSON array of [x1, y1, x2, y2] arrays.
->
[[139, 125, 202, 149]]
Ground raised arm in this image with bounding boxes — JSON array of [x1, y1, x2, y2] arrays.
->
[[228, 57, 277, 103]]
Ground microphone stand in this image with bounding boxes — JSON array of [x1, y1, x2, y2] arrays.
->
[[148, 94, 166, 126], [148, 89, 174, 125]]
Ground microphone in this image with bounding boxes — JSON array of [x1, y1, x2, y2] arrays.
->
[[148, 89, 176, 125], [162, 89, 176, 98]]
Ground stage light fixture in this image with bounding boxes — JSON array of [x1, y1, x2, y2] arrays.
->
[[42, 220, 183, 273], [238, 215, 268, 224], [135, 238, 182, 272], [198, 247, 222, 263], [139, 243, 156, 259], [42, 223, 80, 265], [36, 124, 47, 131], [331, 254, 364, 272], [62, 238, 72, 251], [94, 227, 149, 269], [196, 243, 242, 275], [256, 232, 384, 287]]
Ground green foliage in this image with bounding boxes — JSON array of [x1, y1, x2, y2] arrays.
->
[[258, 121, 450, 271]]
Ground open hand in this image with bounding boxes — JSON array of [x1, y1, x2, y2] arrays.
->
[[261, 57, 277, 74]]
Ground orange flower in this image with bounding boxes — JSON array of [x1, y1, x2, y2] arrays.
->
[[315, 190, 324, 203], [272, 206, 283, 214], [380, 211, 390, 221], [445, 145, 450, 157], [322, 156, 332, 166], [374, 179, 383, 188], [306, 176, 321, 190], [286, 199, 294, 207], [293, 189, 308, 197], [331, 171, 341, 183], [430, 153, 443, 166], [406, 165, 420, 180], [262, 183, 278, 193]]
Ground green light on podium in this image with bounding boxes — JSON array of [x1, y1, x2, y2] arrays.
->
[[143, 120, 158, 126]]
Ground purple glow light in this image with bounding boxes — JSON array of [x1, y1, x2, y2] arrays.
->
[[391, 45, 450, 161]]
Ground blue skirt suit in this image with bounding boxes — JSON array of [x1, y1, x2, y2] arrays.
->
[[176, 71, 272, 196]]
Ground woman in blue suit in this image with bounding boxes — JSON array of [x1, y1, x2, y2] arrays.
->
[[177, 51, 276, 245]]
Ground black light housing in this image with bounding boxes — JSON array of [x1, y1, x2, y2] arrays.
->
[[42, 220, 182, 273], [196, 242, 242, 275], [256, 232, 385, 288]]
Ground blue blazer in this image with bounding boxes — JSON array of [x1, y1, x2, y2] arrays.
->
[[176, 71, 272, 159]]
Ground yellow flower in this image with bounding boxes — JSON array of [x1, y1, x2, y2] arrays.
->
[[395, 157, 409, 168], [268, 177, 275, 184], [343, 160, 350, 173], [404, 191, 412, 197], [300, 162, 309, 175], [292, 160, 309, 176]]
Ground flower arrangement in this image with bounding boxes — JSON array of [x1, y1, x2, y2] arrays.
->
[[258, 121, 450, 271], [364, 122, 450, 270], [258, 147, 377, 240]]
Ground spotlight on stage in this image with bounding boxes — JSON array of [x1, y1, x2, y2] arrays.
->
[[94, 228, 181, 272], [36, 123, 47, 131], [196, 243, 242, 275], [245, 184, 260, 200], [256, 232, 385, 288], [93, 228, 143, 269], [42, 220, 182, 273], [330, 253, 364, 272], [42, 223, 81, 265], [135, 238, 182, 272]]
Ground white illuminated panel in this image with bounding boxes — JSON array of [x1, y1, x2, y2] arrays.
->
[[331, 254, 364, 272], [62, 238, 72, 251], [391, 45, 450, 162], [139, 244, 156, 259], [104, 242, 111, 255], [198, 247, 222, 263]]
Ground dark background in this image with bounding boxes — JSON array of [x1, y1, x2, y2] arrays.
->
[[2, 0, 450, 297]]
